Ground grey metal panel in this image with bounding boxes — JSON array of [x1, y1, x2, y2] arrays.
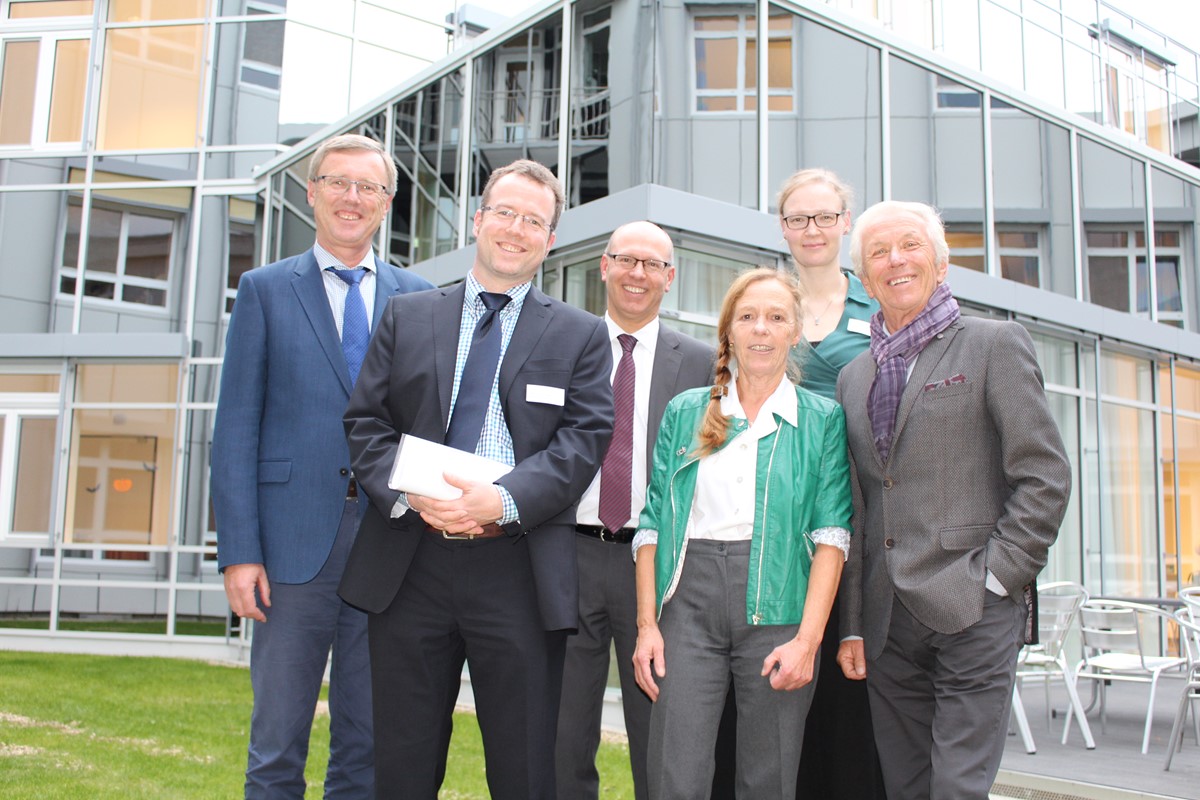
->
[[0, 333, 189, 359]]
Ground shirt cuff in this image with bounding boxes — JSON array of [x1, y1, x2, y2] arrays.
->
[[632, 529, 658, 562], [497, 486, 519, 526], [985, 570, 1009, 596], [389, 492, 409, 519], [811, 526, 851, 560]]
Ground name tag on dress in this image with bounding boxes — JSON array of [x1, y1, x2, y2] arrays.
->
[[526, 384, 565, 406], [848, 318, 871, 336]]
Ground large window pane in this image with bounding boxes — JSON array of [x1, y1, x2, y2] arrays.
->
[[12, 417, 56, 534], [8, 1, 93, 17], [47, 37, 88, 143], [98, 24, 204, 149], [0, 40, 39, 145], [992, 110, 1072, 294], [1096, 351, 1158, 596], [76, 363, 178, 404], [108, 0, 204, 22], [567, 3, 613, 206], [768, 14, 881, 214]]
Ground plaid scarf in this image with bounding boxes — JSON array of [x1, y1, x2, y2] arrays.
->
[[867, 283, 960, 461]]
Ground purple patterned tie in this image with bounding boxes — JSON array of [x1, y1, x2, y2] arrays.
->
[[598, 333, 637, 532]]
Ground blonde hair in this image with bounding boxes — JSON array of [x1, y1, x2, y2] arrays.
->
[[695, 267, 805, 457], [777, 168, 855, 215]]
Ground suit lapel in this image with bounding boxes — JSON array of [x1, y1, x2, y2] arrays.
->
[[891, 322, 960, 450], [648, 326, 684, 477], [290, 251, 351, 394], [499, 285, 552, 407], [371, 257, 400, 328], [434, 283, 467, 438]]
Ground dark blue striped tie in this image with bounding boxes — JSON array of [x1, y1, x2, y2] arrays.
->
[[445, 291, 511, 452]]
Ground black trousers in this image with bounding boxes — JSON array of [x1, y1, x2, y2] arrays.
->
[[367, 532, 567, 800]]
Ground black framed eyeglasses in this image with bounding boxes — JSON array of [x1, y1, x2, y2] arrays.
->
[[782, 211, 844, 230], [606, 253, 671, 273]]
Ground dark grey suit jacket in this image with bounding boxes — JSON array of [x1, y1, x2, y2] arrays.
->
[[645, 324, 715, 475], [338, 281, 614, 632], [836, 316, 1071, 659]]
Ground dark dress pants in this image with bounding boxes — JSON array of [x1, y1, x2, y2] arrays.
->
[[866, 591, 1024, 800], [556, 533, 652, 800], [367, 531, 567, 800], [246, 498, 373, 799]]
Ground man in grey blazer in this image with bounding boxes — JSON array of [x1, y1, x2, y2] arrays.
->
[[211, 134, 432, 797], [834, 201, 1070, 800], [555, 221, 715, 800]]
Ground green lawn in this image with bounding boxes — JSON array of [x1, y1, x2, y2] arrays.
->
[[0, 651, 635, 798]]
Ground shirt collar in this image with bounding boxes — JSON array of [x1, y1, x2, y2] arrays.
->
[[845, 270, 874, 309], [313, 242, 375, 272], [720, 368, 798, 428], [603, 312, 660, 349], [463, 271, 530, 313]]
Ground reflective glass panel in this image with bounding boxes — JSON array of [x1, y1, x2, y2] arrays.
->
[[0, 40, 38, 146], [12, 416, 55, 534], [98, 24, 204, 149]]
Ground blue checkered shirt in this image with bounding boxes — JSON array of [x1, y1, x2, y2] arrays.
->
[[448, 272, 531, 524]]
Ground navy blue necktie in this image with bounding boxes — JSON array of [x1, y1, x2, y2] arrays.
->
[[329, 267, 369, 386], [445, 291, 511, 453]]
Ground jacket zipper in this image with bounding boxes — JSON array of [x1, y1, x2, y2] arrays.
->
[[752, 431, 782, 624]]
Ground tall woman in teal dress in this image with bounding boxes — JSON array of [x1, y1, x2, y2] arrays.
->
[[781, 169, 885, 798], [780, 168, 876, 400]]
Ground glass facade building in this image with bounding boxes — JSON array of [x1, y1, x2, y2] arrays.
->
[[2, 0, 1200, 658]]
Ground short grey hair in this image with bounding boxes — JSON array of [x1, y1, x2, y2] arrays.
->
[[308, 133, 398, 195]]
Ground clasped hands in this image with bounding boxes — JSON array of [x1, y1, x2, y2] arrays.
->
[[408, 472, 503, 534]]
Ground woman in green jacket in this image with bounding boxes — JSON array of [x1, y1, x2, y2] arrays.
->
[[632, 267, 852, 800]]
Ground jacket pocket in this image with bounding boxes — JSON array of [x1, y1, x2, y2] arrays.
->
[[939, 524, 992, 550], [257, 459, 292, 484]]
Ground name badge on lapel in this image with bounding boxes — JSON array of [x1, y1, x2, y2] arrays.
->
[[847, 318, 871, 336], [526, 384, 565, 406]]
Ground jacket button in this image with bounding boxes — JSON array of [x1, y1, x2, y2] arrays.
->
[[884, 538, 895, 548], [883, 478, 894, 489], [339, 467, 349, 476]]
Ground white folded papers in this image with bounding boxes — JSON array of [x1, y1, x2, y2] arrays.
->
[[387, 434, 513, 500]]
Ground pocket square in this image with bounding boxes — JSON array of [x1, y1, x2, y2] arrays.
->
[[923, 373, 967, 392]]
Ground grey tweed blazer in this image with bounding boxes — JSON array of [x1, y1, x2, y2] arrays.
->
[[836, 315, 1071, 660]]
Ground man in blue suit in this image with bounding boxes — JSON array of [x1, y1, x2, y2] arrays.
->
[[211, 133, 433, 798]]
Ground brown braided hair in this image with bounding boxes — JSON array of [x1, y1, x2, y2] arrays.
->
[[694, 267, 805, 457]]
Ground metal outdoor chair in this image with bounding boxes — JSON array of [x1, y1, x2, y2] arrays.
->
[[1013, 581, 1095, 749], [1164, 607, 1200, 770], [1067, 599, 1188, 754], [1180, 586, 1200, 622]]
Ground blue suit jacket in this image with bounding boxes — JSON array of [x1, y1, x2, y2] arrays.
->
[[338, 281, 614, 631], [211, 249, 433, 584]]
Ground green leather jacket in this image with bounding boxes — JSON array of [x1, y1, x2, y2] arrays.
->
[[637, 384, 852, 626]]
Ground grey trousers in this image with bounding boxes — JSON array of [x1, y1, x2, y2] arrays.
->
[[866, 590, 1025, 800], [556, 533, 652, 800], [647, 539, 818, 800]]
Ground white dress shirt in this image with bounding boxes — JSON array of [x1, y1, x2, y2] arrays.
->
[[314, 242, 377, 337], [576, 314, 659, 528]]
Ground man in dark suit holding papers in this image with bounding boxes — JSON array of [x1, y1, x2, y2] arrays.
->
[[338, 159, 613, 800]]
